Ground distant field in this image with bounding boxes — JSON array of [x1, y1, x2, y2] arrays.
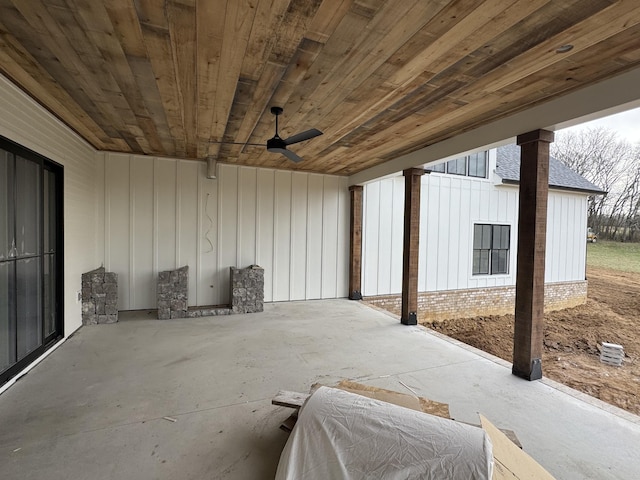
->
[[587, 240, 640, 273]]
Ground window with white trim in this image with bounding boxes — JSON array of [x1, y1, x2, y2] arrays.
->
[[473, 224, 510, 275]]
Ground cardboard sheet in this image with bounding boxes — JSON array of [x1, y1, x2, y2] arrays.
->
[[275, 386, 493, 480], [480, 415, 555, 480], [334, 380, 451, 419]]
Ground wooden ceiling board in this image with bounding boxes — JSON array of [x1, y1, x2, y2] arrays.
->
[[206, 0, 258, 160], [297, 0, 544, 162], [1, 0, 640, 176], [308, 1, 640, 169], [220, 0, 322, 161], [167, 0, 198, 157], [195, 0, 226, 158], [0, 24, 109, 148]]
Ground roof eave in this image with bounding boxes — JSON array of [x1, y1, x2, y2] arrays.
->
[[499, 179, 606, 195]]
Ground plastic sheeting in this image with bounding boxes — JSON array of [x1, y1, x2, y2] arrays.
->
[[275, 386, 493, 480]]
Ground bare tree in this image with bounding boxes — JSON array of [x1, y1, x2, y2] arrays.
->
[[617, 146, 640, 241], [552, 127, 640, 240]]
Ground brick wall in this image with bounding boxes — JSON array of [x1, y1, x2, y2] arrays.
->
[[364, 280, 587, 322]]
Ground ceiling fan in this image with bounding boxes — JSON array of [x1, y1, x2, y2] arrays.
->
[[210, 106, 323, 163]]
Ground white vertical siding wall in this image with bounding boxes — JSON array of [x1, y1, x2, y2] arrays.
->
[[362, 158, 589, 296], [546, 191, 588, 282], [101, 159, 349, 309], [0, 74, 98, 335]]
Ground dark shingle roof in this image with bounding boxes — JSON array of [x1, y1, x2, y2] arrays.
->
[[496, 144, 605, 194]]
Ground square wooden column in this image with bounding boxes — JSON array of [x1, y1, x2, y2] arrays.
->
[[349, 185, 363, 300], [401, 168, 426, 325], [513, 129, 554, 380]]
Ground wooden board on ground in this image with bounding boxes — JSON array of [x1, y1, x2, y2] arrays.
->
[[272, 390, 309, 409], [279, 413, 298, 433], [334, 379, 451, 419], [480, 414, 556, 480]]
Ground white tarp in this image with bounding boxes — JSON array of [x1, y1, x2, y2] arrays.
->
[[275, 386, 493, 480]]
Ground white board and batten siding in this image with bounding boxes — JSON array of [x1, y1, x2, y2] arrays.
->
[[100, 156, 350, 310], [545, 191, 588, 283], [0, 74, 98, 335], [362, 166, 589, 297]]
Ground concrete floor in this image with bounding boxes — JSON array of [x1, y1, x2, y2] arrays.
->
[[1, 299, 639, 480]]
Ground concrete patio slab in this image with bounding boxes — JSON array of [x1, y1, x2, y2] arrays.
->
[[1, 299, 639, 479]]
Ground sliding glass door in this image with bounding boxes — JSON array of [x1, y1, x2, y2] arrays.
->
[[0, 138, 63, 384]]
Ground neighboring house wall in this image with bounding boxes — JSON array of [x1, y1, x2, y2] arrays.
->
[[545, 190, 589, 283], [98, 155, 350, 310], [0, 74, 98, 335], [362, 150, 589, 319]]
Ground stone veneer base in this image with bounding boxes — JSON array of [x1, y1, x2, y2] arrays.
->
[[156, 265, 264, 319], [81, 267, 118, 325], [185, 306, 233, 317], [157, 266, 189, 319]]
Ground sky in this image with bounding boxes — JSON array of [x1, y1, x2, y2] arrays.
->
[[559, 107, 640, 145]]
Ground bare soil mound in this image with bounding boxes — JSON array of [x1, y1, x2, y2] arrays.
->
[[425, 267, 640, 415]]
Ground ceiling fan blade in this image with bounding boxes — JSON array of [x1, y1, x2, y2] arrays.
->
[[271, 147, 304, 163], [284, 128, 323, 146], [281, 149, 304, 163]]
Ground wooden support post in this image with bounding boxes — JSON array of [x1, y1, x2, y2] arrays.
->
[[349, 185, 363, 300], [401, 168, 426, 325], [513, 129, 554, 381]]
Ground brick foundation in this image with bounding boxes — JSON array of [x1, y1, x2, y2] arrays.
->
[[364, 280, 588, 322]]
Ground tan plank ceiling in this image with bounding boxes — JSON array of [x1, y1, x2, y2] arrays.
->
[[1, 0, 640, 176]]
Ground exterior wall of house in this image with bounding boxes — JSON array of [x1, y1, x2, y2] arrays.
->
[[545, 190, 589, 283], [362, 151, 589, 316], [0, 74, 99, 335], [98, 156, 350, 309]]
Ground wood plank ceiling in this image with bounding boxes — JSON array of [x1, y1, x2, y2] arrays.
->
[[1, 0, 640, 176]]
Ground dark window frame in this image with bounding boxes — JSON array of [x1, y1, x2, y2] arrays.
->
[[446, 157, 467, 176], [467, 151, 488, 178], [472, 223, 510, 275], [427, 151, 488, 178], [0, 136, 64, 386]]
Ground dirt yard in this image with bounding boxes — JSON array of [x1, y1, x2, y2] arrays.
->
[[425, 267, 640, 416]]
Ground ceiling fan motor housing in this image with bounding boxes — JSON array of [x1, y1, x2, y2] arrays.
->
[[267, 136, 287, 152]]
